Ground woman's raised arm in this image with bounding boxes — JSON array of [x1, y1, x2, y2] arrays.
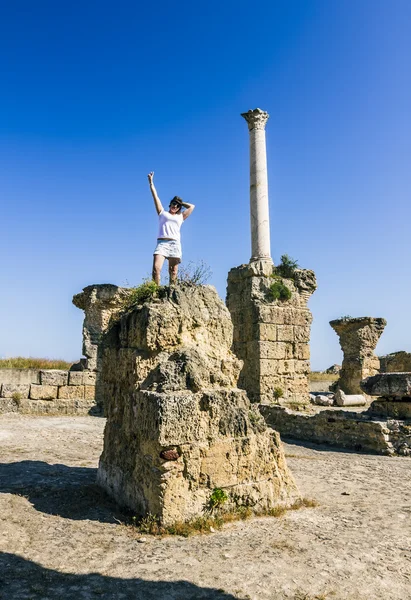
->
[[148, 172, 163, 215]]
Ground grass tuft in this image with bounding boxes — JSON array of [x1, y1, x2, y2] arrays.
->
[[0, 357, 73, 370], [131, 497, 317, 537]]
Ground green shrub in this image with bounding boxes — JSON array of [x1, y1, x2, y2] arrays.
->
[[11, 391, 22, 403], [275, 254, 300, 279], [208, 487, 228, 511], [124, 280, 159, 308], [273, 387, 283, 401], [268, 279, 292, 302]]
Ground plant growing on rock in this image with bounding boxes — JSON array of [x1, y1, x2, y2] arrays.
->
[[177, 260, 212, 286], [124, 280, 160, 308], [208, 487, 228, 512], [273, 387, 284, 401], [275, 254, 300, 279], [268, 278, 292, 302]]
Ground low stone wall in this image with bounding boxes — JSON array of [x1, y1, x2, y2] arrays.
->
[[260, 405, 411, 456], [0, 369, 97, 415], [309, 380, 335, 393]]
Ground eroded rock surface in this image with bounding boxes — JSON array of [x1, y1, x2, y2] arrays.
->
[[97, 284, 299, 525], [330, 317, 386, 395], [227, 260, 316, 404]]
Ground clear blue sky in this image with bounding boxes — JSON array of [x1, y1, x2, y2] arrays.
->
[[1, 0, 410, 369]]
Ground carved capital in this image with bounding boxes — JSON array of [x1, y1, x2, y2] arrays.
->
[[241, 108, 269, 131]]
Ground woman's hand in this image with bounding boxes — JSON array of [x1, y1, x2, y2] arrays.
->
[[148, 171, 154, 185]]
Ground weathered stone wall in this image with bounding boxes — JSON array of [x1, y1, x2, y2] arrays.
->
[[97, 284, 299, 525], [330, 317, 386, 395], [260, 405, 411, 456], [0, 368, 96, 414], [226, 260, 316, 404], [379, 351, 411, 373]]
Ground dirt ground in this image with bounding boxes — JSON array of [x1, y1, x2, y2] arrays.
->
[[0, 414, 410, 600]]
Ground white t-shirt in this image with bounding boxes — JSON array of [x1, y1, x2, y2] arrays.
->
[[157, 210, 184, 242]]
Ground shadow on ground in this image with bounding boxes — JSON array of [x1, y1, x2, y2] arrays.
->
[[0, 552, 241, 600], [0, 460, 125, 523]]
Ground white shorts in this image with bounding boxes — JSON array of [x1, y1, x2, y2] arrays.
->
[[153, 239, 182, 262]]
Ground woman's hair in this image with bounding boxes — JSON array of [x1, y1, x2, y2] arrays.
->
[[169, 196, 183, 213]]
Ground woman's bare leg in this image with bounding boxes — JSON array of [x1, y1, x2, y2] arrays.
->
[[168, 258, 179, 285], [152, 254, 165, 285]]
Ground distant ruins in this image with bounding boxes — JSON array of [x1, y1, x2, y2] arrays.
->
[[330, 317, 386, 394]]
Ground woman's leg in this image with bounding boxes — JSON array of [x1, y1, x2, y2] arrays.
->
[[152, 254, 165, 285], [168, 258, 179, 285]]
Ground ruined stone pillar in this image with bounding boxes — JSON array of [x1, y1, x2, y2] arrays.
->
[[330, 317, 387, 395], [227, 264, 317, 404], [73, 284, 133, 408], [241, 108, 271, 263], [97, 285, 299, 525]]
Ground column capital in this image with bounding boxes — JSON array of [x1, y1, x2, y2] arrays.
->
[[241, 108, 269, 131]]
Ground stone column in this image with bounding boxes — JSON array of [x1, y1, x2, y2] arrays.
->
[[330, 317, 387, 395], [241, 108, 271, 263]]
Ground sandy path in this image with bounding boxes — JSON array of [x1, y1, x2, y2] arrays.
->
[[0, 414, 410, 600]]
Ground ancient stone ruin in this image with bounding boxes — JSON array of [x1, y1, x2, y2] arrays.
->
[[227, 260, 317, 404], [330, 317, 386, 395], [73, 284, 133, 409], [97, 284, 299, 525], [0, 368, 96, 414], [379, 351, 411, 373], [226, 108, 317, 406], [362, 372, 411, 420]]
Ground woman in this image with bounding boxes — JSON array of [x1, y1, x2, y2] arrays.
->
[[148, 171, 195, 285]]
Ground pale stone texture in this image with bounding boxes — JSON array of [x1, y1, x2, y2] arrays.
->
[[29, 385, 58, 400], [97, 284, 299, 526], [0, 368, 40, 385], [241, 108, 271, 261], [72, 284, 133, 372], [330, 317, 386, 395], [261, 404, 411, 456], [73, 284, 133, 409], [334, 389, 366, 407], [68, 371, 84, 385], [227, 260, 317, 404], [0, 384, 30, 398], [58, 385, 85, 400], [0, 398, 95, 415], [40, 370, 68, 386]]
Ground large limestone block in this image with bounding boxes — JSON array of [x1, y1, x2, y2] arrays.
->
[[0, 369, 40, 385], [58, 385, 85, 400], [40, 370, 68, 386], [361, 372, 411, 398], [1, 384, 30, 398], [30, 385, 58, 400], [97, 284, 299, 525], [98, 389, 298, 526]]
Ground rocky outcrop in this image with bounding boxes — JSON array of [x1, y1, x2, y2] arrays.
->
[[97, 284, 299, 526], [227, 260, 316, 404], [330, 317, 386, 395]]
